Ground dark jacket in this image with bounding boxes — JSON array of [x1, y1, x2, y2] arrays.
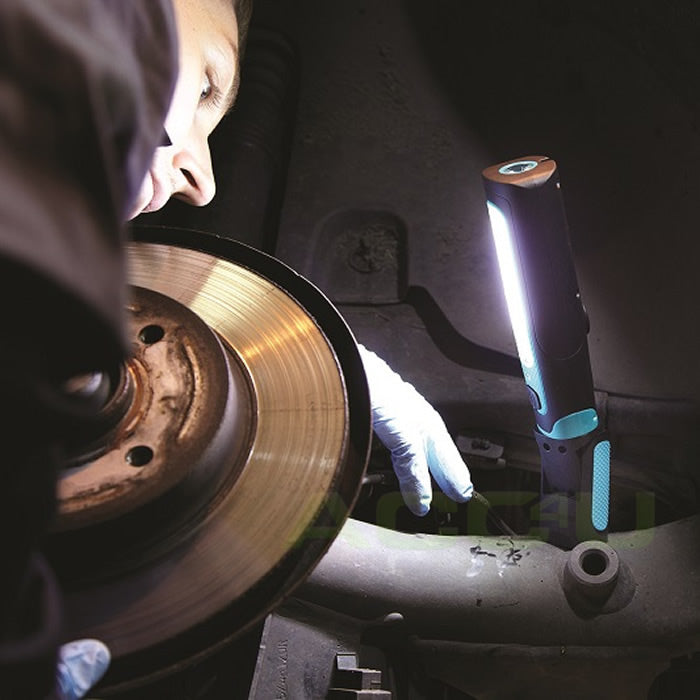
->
[[0, 2, 178, 696], [0, 0, 178, 376]]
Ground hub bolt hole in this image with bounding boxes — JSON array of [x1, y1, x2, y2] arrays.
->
[[126, 445, 154, 467], [139, 325, 165, 345]]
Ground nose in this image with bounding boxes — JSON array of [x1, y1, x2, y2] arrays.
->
[[171, 134, 216, 206]]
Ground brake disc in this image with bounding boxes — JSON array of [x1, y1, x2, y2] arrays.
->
[[46, 227, 371, 691]]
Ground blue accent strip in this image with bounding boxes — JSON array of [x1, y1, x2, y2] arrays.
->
[[540, 408, 599, 439], [592, 440, 611, 531]]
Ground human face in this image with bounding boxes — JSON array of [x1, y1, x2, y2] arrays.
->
[[128, 0, 239, 219]]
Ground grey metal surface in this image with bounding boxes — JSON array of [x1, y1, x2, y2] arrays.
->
[[296, 515, 700, 697]]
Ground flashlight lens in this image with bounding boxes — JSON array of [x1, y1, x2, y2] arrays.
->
[[487, 202, 534, 368], [487, 201, 548, 416], [498, 160, 539, 176]]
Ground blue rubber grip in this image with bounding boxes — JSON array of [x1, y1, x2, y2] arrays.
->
[[540, 408, 599, 440], [592, 440, 611, 531]]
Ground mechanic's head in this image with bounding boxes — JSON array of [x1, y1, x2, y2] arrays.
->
[[128, 0, 253, 219]]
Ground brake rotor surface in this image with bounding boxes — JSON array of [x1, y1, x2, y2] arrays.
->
[[47, 228, 371, 690]]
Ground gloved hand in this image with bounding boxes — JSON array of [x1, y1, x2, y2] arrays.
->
[[358, 344, 473, 516], [56, 639, 110, 700]]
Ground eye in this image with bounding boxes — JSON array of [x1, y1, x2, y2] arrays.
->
[[200, 75, 213, 103], [200, 72, 224, 111]]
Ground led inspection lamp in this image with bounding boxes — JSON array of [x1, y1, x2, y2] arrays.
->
[[482, 156, 610, 547]]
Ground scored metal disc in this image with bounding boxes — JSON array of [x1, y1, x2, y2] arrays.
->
[[52, 228, 371, 690]]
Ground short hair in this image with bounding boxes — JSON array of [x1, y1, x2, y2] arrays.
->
[[233, 0, 253, 57]]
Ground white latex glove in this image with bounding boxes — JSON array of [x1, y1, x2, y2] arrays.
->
[[358, 344, 473, 516], [56, 639, 110, 700]]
